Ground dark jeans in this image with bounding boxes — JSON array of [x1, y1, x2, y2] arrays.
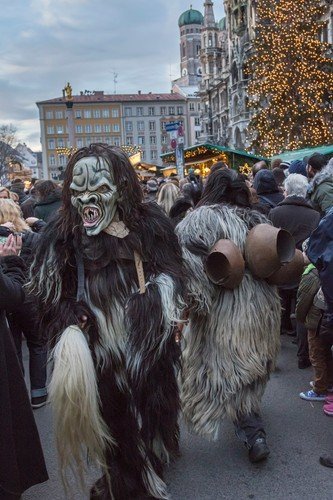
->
[[297, 321, 309, 363], [7, 311, 47, 398], [280, 288, 297, 334], [234, 412, 265, 449]]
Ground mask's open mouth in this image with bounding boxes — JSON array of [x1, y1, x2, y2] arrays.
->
[[82, 206, 101, 227]]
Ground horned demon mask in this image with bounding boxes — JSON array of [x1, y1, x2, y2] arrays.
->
[[70, 156, 119, 236]]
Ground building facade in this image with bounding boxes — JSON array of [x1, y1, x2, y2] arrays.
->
[[37, 91, 186, 179], [182, 0, 333, 150]]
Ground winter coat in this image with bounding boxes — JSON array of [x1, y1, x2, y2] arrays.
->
[[20, 195, 36, 219], [307, 208, 333, 327], [253, 169, 284, 208], [269, 196, 320, 249], [34, 192, 62, 222], [308, 164, 333, 216], [296, 264, 322, 330], [0, 256, 48, 498]]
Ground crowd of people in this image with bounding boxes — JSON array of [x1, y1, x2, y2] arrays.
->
[[1, 146, 333, 499]]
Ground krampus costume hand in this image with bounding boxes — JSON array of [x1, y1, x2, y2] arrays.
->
[[29, 144, 185, 499]]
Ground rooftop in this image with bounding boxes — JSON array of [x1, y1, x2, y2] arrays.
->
[[37, 91, 185, 105]]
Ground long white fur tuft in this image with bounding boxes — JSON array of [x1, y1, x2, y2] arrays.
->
[[49, 325, 116, 487]]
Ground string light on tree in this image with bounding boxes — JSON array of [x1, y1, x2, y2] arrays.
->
[[247, 0, 333, 157]]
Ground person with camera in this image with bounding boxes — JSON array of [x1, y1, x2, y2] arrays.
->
[[0, 198, 48, 408], [0, 233, 48, 498]]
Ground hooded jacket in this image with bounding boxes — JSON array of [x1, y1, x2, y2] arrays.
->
[[253, 170, 284, 208], [308, 162, 333, 216]]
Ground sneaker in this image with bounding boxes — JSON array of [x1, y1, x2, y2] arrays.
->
[[323, 402, 333, 416], [298, 359, 311, 369], [31, 395, 47, 409], [299, 389, 327, 401], [310, 381, 333, 393]]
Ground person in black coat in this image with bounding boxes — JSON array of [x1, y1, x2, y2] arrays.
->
[[253, 169, 284, 209], [0, 234, 48, 499], [269, 173, 320, 366]]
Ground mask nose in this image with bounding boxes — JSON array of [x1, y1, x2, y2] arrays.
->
[[77, 192, 98, 205]]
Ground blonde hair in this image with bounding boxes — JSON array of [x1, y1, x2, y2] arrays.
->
[[0, 199, 30, 232], [157, 182, 180, 216]]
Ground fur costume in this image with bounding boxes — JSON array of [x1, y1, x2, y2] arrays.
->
[[29, 145, 185, 499], [176, 204, 281, 440]]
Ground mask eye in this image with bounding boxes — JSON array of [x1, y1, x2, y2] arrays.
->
[[98, 185, 109, 193]]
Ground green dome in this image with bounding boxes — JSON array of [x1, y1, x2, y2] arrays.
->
[[218, 17, 226, 30], [178, 7, 204, 27]]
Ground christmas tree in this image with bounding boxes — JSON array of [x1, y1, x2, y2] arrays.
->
[[247, 0, 333, 157]]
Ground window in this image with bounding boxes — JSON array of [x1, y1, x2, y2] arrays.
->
[[161, 135, 167, 144], [46, 111, 53, 119], [126, 136, 133, 145], [75, 110, 82, 119], [76, 138, 84, 148], [141, 150, 145, 160], [160, 106, 166, 115], [195, 130, 201, 139], [49, 154, 56, 166], [85, 137, 92, 146], [149, 121, 156, 131], [148, 107, 155, 116], [177, 106, 183, 115], [76, 125, 83, 133], [151, 150, 157, 160], [85, 124, 92, 133], [93, 109, 101, 118], [104, 137, 112, 145], [137, 121, 145, 132], [103, 124, 111, 133], [125, 107, 132, 117], [113, 136, 120, 146], [196, 44, 201, 55], [56, 125, 64, 134], [84, 109, 92, 119], [111, 108, 118, 118], [113, 124, 120, 132], [195, 117, 200, 126], [136, 107, 143, 116], [94, 124, 102, 133], [55, 111, 63, 119], [58, 154, 66, 166], [150, 136, 157, 145], [99, 109, 108, 118], [182, 43, 186, 57], [138, 136, 145, 145], [47, 126, 54, 134], [197, 103, 201, 111], [125, 121, 133, 132], [169, 106, 175, 115], [57, 138, 65, 147]]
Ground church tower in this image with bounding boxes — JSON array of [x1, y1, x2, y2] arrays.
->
[[176, 6, 203, 86]]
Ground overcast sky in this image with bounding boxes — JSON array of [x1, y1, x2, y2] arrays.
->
[[0, 0, 224, 150]]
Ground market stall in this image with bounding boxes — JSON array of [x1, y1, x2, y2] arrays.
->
[[160, 143, 267, 177]]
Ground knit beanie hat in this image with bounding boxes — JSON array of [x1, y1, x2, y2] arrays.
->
[[288, 160, 307, 177]]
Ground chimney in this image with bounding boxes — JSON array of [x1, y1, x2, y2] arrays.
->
[[138, 90, 141, 94]]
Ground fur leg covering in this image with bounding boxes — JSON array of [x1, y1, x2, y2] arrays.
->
[[49, 325, 115, 485], [126, 275, 183, 463]]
